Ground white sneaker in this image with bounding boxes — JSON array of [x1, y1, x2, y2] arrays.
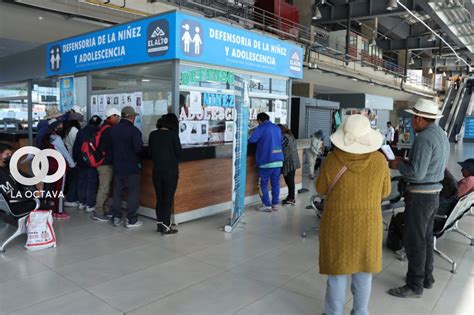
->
[[257, 205, 272, 212], [125, 219, 143, 228], [86, 206, 95, 213], [64, 201, 78, 208], [78, 203, 86, 210]]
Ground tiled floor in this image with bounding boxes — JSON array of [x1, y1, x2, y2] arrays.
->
[[0, 143, 473, 315]]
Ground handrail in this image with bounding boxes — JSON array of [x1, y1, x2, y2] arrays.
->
[[157, 0, 434, 90]]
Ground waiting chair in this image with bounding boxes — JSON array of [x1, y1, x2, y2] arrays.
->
[[0, 194, 39, 252], [433, 192, 473, 273]]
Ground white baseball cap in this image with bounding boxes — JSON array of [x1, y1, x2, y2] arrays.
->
[[106, 108, 121, 118]]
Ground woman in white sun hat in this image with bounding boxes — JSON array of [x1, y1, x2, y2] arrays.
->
[[388, 99, 449, 298], [316, 114, 391, 315]]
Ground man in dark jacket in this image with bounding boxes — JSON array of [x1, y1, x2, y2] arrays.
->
[[110, 106, 144, 228], [249, 113, 284, 212], [92, 108, 121, 222]]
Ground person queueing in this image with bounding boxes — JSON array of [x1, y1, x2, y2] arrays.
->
[[278, 124, 301, 206], [73, 115, 102, 213], [308, 130, 325, 179], [110, 106, 143, 228], [92, 108, 121, 222], [148, 114, 182, 235], [388, 99, 449, 298], [249, 113, 284, 212], [316, 114, 391, 315], [63, 114, 83, 208]]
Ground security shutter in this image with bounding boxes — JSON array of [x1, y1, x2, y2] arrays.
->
[[305, 108, 331, 147]]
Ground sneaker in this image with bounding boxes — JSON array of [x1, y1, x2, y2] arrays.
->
[[257, 205, 272, 212], [104, 211, 113, 218], [112, 217, 122, 227], [162, 228, 178, 235], [387, 285, 422, 298], [78, 203, 86, 210], [85, 206, 95, 213], [64, 201, 78, 208], [92, 213, 110, 222], [282, 198, 296, 206], [271, 205, 279, 211], [125, 218, 143, 228]]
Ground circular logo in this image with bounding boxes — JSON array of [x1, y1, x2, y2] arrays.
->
[[9, 146, 66, 186]]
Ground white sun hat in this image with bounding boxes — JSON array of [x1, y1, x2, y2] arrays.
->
[[330, 114, 384, 154], [405, 99, 443, 119]]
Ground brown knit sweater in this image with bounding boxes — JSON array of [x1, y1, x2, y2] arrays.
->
[[316, 148, 391, 275]]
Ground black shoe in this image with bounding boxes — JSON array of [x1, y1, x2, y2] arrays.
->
[[282, 198, 296, 206], [387, 285, 422, 298], [424, 279, 435, 289], [162, 228, 178, 235], [157, 222, 163, 233]]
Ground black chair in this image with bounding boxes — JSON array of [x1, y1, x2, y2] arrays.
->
[[433, 192, 473, 273], [0, 194, 39, 252]]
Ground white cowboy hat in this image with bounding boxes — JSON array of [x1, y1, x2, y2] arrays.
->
[[405, 99, 443, 119], [330, 114, 383, 154]]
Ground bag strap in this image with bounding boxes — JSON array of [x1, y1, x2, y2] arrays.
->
[[95, 124, 111, 147], [326, 166, 347, 197]]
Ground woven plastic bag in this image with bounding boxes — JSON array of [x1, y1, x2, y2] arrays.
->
[[25, 210, 57, 250]]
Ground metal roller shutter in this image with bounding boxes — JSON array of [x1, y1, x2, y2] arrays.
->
[[305, 108, 331, 147]]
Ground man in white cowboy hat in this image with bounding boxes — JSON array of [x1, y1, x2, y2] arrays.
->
[[388, 99, 449, 298]]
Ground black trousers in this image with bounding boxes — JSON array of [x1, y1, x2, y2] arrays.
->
[[112, 174, 141, 221], [153, 172, 178, 226], [403, 192, 439, 292], [283, 170, 296, 200]]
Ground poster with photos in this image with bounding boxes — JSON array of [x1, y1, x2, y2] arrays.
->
[[225, 121, 234, 142]]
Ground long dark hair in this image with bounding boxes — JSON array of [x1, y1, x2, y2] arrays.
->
[[156, 113, 179, 132], [62, 119, 81, 138], [278, 124, 294, 137]]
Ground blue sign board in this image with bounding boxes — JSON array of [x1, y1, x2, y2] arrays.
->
[[59, 76, 74, 112], [465, 116, 474, 139], [46, 12, 303, 79]]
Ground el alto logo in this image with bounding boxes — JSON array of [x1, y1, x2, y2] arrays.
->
[[290, 51, 302, 72], [147, 19, 169, 57]]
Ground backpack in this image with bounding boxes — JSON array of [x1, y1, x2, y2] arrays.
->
[[80, 125, 110, 168]]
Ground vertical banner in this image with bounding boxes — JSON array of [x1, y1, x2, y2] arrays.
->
[[59, 76, 74, 112], [226, 76, 249, 232]]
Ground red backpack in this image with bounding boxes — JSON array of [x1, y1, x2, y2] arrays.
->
[[80, 125, 111, 168]]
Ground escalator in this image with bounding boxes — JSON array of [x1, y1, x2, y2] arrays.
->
[[447, 78, 473, 142], [438, 85, 456, 130], [443, 81, 466, 134]]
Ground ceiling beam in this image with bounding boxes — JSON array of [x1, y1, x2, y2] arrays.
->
[[313, 0, 418, 24], [377, 37, 442, 51]]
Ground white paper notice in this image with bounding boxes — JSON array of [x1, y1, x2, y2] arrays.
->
[[141, 100, 155, 116], [133, 92, 143, 114], [280, 109, 288, 124], [155, 100, 168, 115], [225, 121, 234, 142], [189, 91, 202, 115], [120, 94, 127, 107], [275, 100, 283, 118], [98, 95, 106, 112], [268, 112, 276, 123], [381, 144, 395, 160], [91, 96, 98, 115], [126, 94, 133, 107], [179, 121, 191, 144]]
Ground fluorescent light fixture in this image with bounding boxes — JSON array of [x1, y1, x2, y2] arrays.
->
[[443, 71, 446, 76], [312, 7, 322, 20], [141, 79, 150, 82], [409, 56, 415, 65], [351, 78, 358, 81], [386, 0, 398, 10], [428, 67, 433, 74]]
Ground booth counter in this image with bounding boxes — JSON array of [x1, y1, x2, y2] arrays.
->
[[139, 141, 307, 223]]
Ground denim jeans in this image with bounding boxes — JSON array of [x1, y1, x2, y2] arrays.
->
[[65, 167, 79, 202], [78, 167, 98, 208], [325, 272, 372, 315], [112, 174, 141, 222], [403, 192, 439, 292]]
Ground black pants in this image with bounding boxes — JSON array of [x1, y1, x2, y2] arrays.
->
[[153, 172, 178, 226], [112, 174, 141, 221], [283, 170, 296, 200], [403, 192, 439, 292]]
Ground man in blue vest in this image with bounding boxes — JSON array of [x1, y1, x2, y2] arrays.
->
[[249, 113, 284, 212]]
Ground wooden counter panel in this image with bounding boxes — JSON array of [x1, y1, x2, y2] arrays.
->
[[140, 151, 303, 214]]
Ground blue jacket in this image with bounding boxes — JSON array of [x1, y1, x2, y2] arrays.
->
[[248, 121, 283, 167], [110, 119, 143, 176], [35, 120, 51, 148]]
